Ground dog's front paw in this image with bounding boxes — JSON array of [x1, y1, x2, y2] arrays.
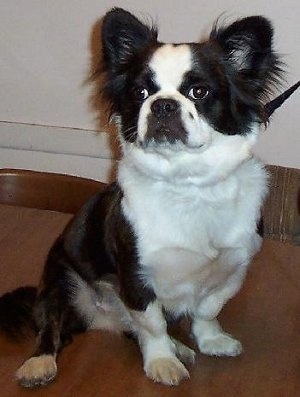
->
[[145, 357, 190, 386], [199, 334, 243, 357], [16, 355, 57, 388]]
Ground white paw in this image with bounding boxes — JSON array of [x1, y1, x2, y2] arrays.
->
[[16, 355, 57, 388], [145, 357, 190, 386], [199, 334, 243, 357]]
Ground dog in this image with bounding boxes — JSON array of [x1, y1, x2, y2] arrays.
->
[[0, 7, 293, 388]]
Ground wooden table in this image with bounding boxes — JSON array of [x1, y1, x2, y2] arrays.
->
[[0, 204, 299, 397]]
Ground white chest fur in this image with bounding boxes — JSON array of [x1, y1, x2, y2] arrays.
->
[[118, 156, 267, 315]]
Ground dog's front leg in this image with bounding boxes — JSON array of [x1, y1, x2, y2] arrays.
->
[[114, 206, 192, 385], [130, 301, 190, 386], [191, 263, 247, 357], [192, 242, 260, 357]]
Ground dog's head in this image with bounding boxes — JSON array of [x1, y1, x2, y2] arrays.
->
[[101, 8, 282, 181]]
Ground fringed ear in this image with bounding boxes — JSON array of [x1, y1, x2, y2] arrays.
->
[[102, 8, 158, 72], [211, 16, 274, 72], [210, 16, 282, 95]]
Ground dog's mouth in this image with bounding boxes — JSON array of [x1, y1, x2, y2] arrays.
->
[[137, 115, 204, 153], [137, 126, 207, 154], [136, 136, 205, 154]]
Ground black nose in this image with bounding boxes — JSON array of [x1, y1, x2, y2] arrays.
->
[[151, 98, 179, 118]]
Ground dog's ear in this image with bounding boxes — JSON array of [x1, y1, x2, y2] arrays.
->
[[210, 16, 283, 95], [211, 16, 274, 72], [102, 8, 158, 71]]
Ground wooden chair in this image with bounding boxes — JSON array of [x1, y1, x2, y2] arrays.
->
[[0, 168, 105, 214], [263, 165, 300, 244]]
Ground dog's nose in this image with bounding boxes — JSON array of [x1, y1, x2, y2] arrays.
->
[[151, 98, 179, 118]]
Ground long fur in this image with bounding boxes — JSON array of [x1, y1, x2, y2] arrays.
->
[[0, 8, 293, 389]]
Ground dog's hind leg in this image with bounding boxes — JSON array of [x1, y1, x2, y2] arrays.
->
[[15, 284, 85, 388], [16, 290, 63, 387], [16, 241, 87, 388], [171, 337, 196, 366]]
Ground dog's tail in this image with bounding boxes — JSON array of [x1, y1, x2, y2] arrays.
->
[[0, 286, 37, 340], [264, 80, 300, 120]]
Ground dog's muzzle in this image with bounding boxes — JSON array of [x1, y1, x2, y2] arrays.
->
[[141, 98, 188, 148]]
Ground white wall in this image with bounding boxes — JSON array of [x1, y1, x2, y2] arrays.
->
[[0, 0, 299, 181]]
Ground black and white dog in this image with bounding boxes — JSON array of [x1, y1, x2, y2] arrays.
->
[[1, 7, 297, 388]]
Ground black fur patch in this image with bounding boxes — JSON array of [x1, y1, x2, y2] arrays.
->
[[0, 286, 37, 339], [105, 193, 156, 310]]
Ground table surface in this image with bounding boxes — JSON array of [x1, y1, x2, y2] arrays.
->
[[0, 204, 299, 397]]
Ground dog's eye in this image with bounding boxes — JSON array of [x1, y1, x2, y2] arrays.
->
[[133, 87, 149, 101], [188, 86, 209, 100]]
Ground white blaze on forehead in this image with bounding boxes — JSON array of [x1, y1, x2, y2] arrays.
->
[[149, 44, 192, 90]]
